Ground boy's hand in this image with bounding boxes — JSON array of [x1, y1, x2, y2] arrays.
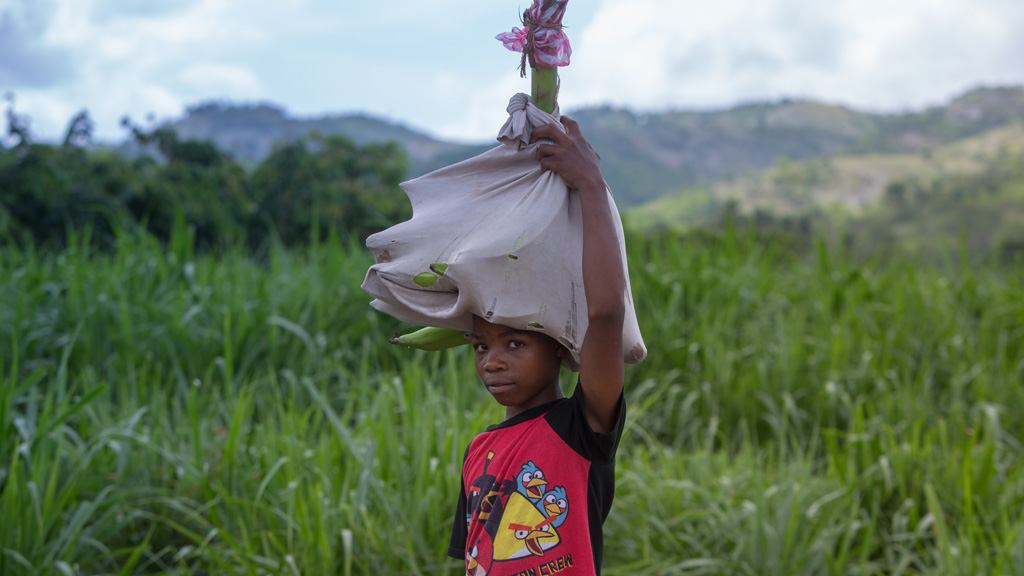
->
[[530, 117, 604, 194]]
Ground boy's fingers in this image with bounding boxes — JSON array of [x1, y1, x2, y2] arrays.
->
[[560, 116, 580, 135], [530, 122, 567, 144], [535, 145, 562, 171], [530, 128, 550, 144]]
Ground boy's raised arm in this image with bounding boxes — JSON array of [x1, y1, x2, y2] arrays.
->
[[531, 117, 625, 434]]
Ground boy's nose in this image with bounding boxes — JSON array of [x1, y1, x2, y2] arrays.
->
[[483, 352, 507, 371]]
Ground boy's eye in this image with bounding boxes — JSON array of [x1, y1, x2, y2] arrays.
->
[[472, 342, 487, 352], [508, 340, 524, 349]]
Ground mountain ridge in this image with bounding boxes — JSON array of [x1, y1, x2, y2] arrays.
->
[[154, 85, 1024, 208]]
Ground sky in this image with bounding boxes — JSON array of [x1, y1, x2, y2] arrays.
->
[[2, 0, 1023, 145]]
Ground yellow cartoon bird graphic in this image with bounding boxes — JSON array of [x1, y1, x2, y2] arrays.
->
[[492, 492, 561, 561]]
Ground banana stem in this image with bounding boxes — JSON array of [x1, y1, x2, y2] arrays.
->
[[532, 66, 558, 114]]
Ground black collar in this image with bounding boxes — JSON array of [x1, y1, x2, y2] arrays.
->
[[485, 397, 566, 432]]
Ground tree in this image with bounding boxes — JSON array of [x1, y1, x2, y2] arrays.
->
[[123, 120, 252, 247], [250, 133, 409, 245], [0, 108, 128, 247]]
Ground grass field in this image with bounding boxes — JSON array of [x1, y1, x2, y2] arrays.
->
[[2, 225, 1022, 575]]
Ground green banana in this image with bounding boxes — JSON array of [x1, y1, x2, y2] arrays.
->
[[413, 262, 449, 288], [414, 272, 439, 287], [389, 326, 469, 350]]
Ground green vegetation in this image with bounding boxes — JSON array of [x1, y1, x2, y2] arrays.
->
[[1, 107, 410, 250], [852, 141, 1024, 263], [3, 94, 1023, 574], [2, 221, 1022, 574]]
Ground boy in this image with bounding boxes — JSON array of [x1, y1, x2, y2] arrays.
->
[[448, 117, 626, 576]]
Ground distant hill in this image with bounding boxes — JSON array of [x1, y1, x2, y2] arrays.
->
[[155, 102, 493, 179], [629, 122, 1024, 224], [150, 86, 1024, 208], [626, 120, 1024, 262]]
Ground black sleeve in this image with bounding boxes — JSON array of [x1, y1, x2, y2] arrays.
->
[[447, 450, 469, 560], [545, 381, 625, 465]]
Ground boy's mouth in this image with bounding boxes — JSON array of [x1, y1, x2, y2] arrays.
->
[[484, 380, 514, 393]]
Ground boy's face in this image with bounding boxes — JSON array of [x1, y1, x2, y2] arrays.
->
[[469, 318, 564, 417]]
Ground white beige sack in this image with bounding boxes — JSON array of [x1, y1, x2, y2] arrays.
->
[[361, 94, 646, 370]]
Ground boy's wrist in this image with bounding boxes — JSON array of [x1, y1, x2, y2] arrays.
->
[[573, 176, 605, 196]]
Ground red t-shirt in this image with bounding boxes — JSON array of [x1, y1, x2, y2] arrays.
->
[[448, 383, 625, 575]]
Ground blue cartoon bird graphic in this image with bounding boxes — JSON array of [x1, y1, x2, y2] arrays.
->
[[516, 461, 548, 503], [540, 485, 569, 528]]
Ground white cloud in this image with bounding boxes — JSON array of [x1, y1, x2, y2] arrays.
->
[[565, 0, 1024, 113], [5, 0, 1023, 143], [10, 0, 263, 140], [179, 64, 264, 97], [433, 73, 528, 143]]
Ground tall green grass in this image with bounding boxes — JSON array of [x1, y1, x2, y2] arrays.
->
[[1, 224, 1021, 574]]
